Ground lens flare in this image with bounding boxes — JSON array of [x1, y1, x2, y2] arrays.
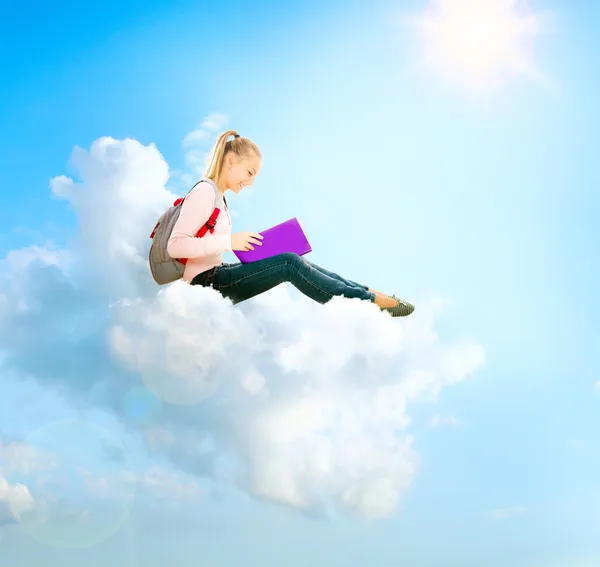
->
[[11, 419, 136, 549], [123, 386, 163, 426]]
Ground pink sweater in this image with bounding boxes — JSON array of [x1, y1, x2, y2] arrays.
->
[[166, 181, 232, 283]]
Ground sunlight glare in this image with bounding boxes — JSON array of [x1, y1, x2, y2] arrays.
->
[[415, 0, 544, 90]]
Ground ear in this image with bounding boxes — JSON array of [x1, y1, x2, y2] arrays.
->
[[225, 152, 236, 168]]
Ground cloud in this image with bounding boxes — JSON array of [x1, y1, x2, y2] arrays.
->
[[182, 112, 229, 148], [0, 440, 58, 477], [428, 414, 461, 428], [108, 281, 484, 518], [0, 476, 35, 526], [0, 417, 138, 549], [125, 466, 203, 502], [0, 133, 485, 520], [178, 112, 229, 187], [0, 443, 38, 526], [49, 136, 174, 299], [0, 406, 201, 546]]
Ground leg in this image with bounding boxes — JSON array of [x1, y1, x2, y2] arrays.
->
[[193, 253, 376, 305], [303, 259, 368, 291], [304, 259, 392, 302], [293, 261, 415, 315]]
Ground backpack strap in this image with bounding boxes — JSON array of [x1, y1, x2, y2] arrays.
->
[[179, 178, 226, 266], [149, 179, 225, 240]]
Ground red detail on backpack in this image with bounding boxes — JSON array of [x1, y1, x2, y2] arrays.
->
[[149, 190, 222, 266], [179, 207, 221, 265]]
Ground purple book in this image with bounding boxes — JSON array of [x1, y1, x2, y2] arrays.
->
[[233, 217, 312, 264]]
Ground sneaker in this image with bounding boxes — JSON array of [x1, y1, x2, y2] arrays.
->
[[382, 295, 415, 317]]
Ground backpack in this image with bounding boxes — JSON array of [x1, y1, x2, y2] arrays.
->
[[148, 178, 226, 285]]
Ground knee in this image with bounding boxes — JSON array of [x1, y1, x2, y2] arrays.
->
[[280, 251, 301, 262], [279, 252, 303, 268], [278, 252, 303, 280]]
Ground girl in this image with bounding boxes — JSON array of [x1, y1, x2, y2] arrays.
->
[[167, 130, 414, 316]]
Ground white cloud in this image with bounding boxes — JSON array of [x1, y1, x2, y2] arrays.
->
[[109, 281, 260, 405], [429, 414, 461, 427], [0, 133, 486, 520], [124, 466, 203, 502], [0, 419, 138, 549], [3, 246, 69, 273], [173, 112, 242, 215], [182, 112, 228, 147], [108, 280, 484, 518], [0, 476, 35, 524], [405, 0, 552, 92], [179, 112, 229, 185], [0, 440, 58, 477], [50, 136, 175, 298]]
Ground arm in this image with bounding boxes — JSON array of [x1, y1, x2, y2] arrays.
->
[[167, 183, 232, 259]]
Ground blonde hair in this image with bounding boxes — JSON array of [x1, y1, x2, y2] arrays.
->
[[204, 130, 262, 187]]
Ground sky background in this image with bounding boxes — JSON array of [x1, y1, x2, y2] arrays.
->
[[0, 0, 599, 566]]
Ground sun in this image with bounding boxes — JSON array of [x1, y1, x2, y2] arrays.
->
[[414, 0, 545, 91]]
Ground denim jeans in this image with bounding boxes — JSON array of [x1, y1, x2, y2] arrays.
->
[[190, 252, 376, 305]]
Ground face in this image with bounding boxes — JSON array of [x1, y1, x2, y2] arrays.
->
[[225, 153, 261, 194]]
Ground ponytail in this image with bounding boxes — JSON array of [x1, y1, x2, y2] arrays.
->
[[204, 130, 262, 187]]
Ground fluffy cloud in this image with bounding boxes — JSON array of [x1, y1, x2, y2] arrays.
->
[[0, 128, 485, 521], [180, 112, 229, 186], [49, 136, 174, 299], [0, 477, 35, 526], [0, 441, 38, 528]]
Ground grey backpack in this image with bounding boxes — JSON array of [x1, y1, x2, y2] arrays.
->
[[149, 178, 225, 285]]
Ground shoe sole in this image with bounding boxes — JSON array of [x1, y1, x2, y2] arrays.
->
[[383, 297, 415, 317]]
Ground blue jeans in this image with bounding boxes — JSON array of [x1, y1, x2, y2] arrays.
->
[[190, 252, 376, 305]]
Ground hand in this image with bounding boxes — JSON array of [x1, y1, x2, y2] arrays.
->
[[231, 231, 264, 252]]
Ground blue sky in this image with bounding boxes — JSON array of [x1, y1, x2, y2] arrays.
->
[[1, 0, 599, 565]]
